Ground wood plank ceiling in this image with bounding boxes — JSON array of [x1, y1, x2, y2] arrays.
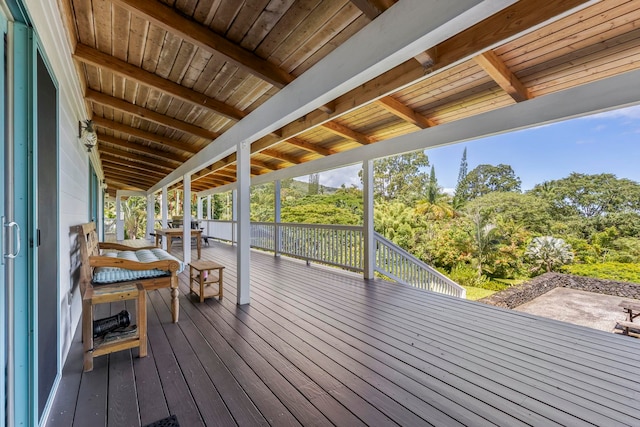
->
[[61, 0, 640, 197]]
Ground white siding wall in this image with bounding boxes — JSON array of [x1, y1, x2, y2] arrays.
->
[[25, 0, 96, 363]]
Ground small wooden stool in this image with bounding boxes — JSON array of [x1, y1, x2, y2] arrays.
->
[[189, 260, 225, 302]]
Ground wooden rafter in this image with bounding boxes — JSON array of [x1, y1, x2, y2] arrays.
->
[[98, 134, 189, 163], [473, 50, 531, 102], [73, 44, 246, 121], [102, 162, 166, 179], [285, 137, 337, 156], [322, 122, 376, 145], [100, 148, 177, 171], [249, 0, 589, 159], [86, 90, 219, 141], [376, 96, 436, 128], [102, 167, 164, 185], [260, 149, 305, 165], [110, 0, 294, 89], [350, 0, 397, 20], [91, 117, 198, 154]]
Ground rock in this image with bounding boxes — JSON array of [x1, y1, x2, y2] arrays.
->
[[478, 273, 640, 309]]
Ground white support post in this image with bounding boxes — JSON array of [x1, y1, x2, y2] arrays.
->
[[183, 175, 192, 263], [146, 193, 155, 242], [232, 189, 237, 246], [363, 159, 375, 280], [207, 195, 212, 219], [274, 180, 281, 257], [237, 141, 251, 305], [197, 196, 203, 220], [161, 186, 168, 229], [116, 193, 124, 241]]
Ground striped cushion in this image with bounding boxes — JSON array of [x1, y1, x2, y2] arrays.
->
[[92, 248, 185, 284]]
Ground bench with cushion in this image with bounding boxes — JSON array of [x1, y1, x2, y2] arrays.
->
[[78, 222, 184, 370]]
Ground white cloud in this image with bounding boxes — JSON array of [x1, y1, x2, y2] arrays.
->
[[582, 104, 640, 120]]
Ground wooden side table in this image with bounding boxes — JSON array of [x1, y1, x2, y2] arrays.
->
[[189, 260, 225, 302]]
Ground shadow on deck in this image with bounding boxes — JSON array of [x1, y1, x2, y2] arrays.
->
[[46, 241, 640, 426]]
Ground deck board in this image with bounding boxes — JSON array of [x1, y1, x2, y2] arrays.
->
[[46, 242, 640, 427]]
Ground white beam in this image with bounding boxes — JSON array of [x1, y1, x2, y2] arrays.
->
[[161, 186, 168, 229], [146, 194, 154, 242], [183, 175, 191, 263], [151, 0, 516, 194], [363, 160, 374, 280], [249, 68, 640, 185], [274, 180, 281, 257], [236, 142, 251, 305]]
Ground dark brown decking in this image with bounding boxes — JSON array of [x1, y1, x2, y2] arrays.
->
[[46, 242, 640, 426]]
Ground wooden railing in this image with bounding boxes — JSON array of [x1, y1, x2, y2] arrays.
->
[[200, 220, 464, 298], [374, 233, 466, 298]]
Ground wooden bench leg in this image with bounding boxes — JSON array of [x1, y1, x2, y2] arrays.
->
[[137, 283, 147, 358], [82, 299, 94, 372], [171, 276, 179, 323]]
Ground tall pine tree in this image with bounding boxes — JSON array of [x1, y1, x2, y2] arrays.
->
[[453, 147, 468, 208], [428, 165, 438, 203]]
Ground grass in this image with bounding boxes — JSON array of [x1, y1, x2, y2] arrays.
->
[[563, 262, 640, 283], [463, 286, 496, 301]]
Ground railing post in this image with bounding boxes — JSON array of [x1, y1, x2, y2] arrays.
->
[[363, 159, 375, 280], [274, 180, 281, 257]]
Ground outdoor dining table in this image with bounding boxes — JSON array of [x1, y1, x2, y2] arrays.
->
[[154, 228, 202, 259]]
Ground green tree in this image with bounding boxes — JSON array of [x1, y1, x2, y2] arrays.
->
[[453, 147, 468, 208], [456, 164, 521, 204], [529, 173, 640, 219], [525, 236, 574, 273], [364, 151, 429, 204], [464, 192, 552, 235], [427, 165, 438, 204]]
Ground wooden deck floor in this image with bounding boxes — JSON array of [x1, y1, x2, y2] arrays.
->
[[46, 242, 640, 426]]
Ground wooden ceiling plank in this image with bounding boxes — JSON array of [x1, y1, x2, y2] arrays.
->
[[98, 134, 188, 163], [474, 50, 531, 102], [286, 137, 335, 156], [111, 0, 294, 89], [103, 166, 164, 184], [260, 148, 303, 165], [92, 116, 198, 154], [86, 89, 219, 140], [73, 43, 246, 121], [100, 148, 177, 171], [321, 121, 375, 145], [376, 96, 436, 128], [103, 169, 158, 187], [103, 160, 166, 178]]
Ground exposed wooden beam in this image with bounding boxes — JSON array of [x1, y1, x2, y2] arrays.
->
[[376, 96, 436, 128], [285, 137, 336, 156], [100, 148, 177, 171], [111, 0, 294, 89], [321, 121, 376, 145], [248, 0, 589, 158], [103, 169, 158, 187], [92, 116, 198, 154], [102, 162, 166, 180], [74, 44, 246, 121], [98, 134, 188, 163], [473, 50, 531, 102], [251, 158, 280, 171], [350, 0, 397, 20], [260, 149, 304, 165], [86, 89, 219, 140], [103, 166, 164, 185], [414, 47, 437, 68]]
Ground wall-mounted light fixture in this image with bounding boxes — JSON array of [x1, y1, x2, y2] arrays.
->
[[79, 119, 98, 151]]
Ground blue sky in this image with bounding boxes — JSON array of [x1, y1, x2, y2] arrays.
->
[[308, 104, 640, 192]]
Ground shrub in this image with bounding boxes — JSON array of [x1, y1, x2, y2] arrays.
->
[[445, 264, 508, 291], [562, 262, 640, 283]]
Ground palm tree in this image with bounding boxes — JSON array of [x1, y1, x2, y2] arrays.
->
[[525, 236, 574, 273]]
